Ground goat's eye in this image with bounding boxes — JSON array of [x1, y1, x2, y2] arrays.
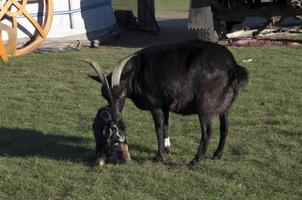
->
[[111, 86, 124, 97]]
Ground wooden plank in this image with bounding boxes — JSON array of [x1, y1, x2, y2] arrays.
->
[[0, 32, 9, 63], [0, 21, 16, 56], [215, 7, 302, 21]]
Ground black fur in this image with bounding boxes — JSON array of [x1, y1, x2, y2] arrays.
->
[[93, 106, 127, 162], [99, 40, 248, 165]]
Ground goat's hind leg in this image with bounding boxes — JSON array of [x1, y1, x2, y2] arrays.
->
[[213, 112, 229, 160], [189, 113, 212, 166], [151, 108, 165, 162]]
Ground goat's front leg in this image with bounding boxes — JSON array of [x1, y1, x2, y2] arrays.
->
[[163, 110, 171, 154], [151, 108, 165, 162], [94, 136, 106, 166], [189, 113, 212, 166]]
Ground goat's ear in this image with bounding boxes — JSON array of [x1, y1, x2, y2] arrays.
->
[[88, 75, 102, 83]]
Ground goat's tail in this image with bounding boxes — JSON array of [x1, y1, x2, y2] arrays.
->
[[230, 65, 248, 93]]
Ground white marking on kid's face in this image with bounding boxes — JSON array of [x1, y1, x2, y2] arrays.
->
[[164, 137, 171, 148]]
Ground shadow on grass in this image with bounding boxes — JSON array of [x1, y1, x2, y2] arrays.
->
[[128, 144, 154, 154], [127, 144, 189, 168], [0, 128, 94, 163], [106, 19, 195, 48], [128, 144, 155, 163]]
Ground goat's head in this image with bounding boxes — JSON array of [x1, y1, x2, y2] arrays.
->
[[101, 82, 126, 122], [82, 59, 131, 165], [93, 106, 130, 166], [83, 56, 133, 121]]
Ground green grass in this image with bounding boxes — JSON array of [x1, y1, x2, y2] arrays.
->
[[112, 0, 189, 12], [0, 45, 302, 199], [155, 0, 189, 11]]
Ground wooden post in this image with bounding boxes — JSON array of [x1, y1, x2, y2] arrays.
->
[[137, 0, 160, 32], [68, 0, 74, 29], [188, 0, 218, 42]]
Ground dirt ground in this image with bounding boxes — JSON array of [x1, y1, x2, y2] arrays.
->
[[109, 11, 195, 48], [40, 11, 195, 49]]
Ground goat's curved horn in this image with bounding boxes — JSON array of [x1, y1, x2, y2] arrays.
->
[[81, 59, 107, 85], [111, 55, 134, 87], [81, 59, 117, 120]]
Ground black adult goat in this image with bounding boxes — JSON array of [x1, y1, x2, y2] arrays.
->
[[84, 40, 248, 166]]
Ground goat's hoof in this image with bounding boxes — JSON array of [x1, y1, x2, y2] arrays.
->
[[188, 159, 200, 167], [152, 155, 164, 162], [212, 152, 223, 160]]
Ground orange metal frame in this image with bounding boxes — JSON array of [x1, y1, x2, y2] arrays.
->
[[0, 0, 53, 63]]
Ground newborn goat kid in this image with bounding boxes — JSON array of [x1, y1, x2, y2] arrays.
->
[[93, 106, 130, 166]]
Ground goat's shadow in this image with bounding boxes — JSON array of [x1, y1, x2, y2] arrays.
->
[[128, 143, 155, 163], [128, 143, 187, 169], [0, 128, 94, 163]]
